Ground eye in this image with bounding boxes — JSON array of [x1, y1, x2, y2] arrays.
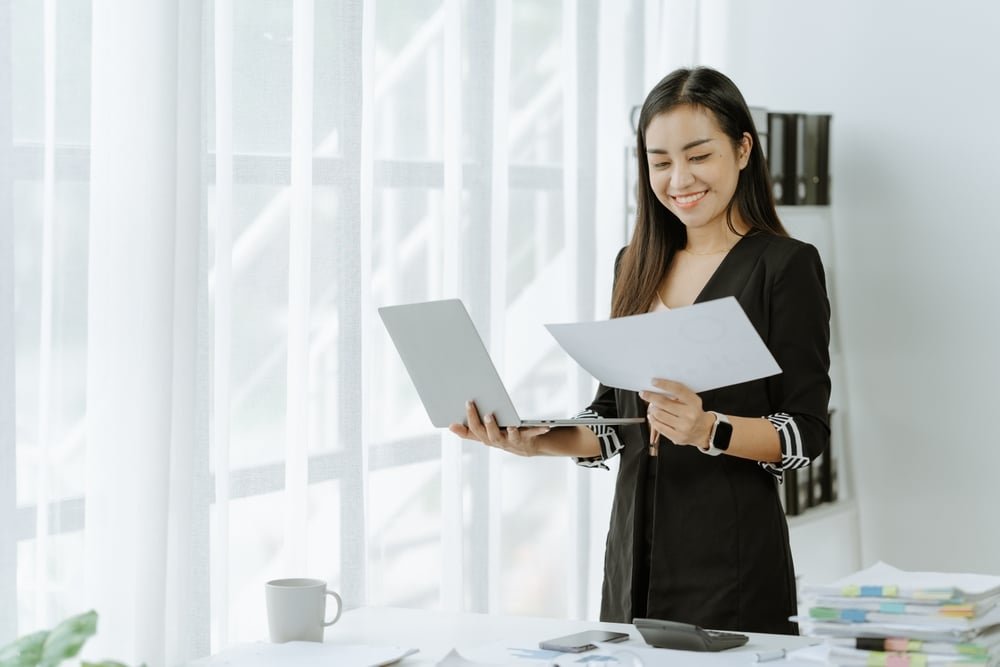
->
[[690, 153, 711, 162], [653, 161, 671, 169]]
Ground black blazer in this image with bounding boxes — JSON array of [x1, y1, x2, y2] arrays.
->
[[585, 231, 831, 634]]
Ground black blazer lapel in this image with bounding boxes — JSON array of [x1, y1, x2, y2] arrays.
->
[[694, 232, 769, 305]]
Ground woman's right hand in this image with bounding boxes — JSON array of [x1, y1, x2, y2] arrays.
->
[[448, 400, 551, 457]]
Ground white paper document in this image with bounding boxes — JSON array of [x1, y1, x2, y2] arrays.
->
[[186, 641, 418, 667], [439, 639, 790, 666], [544, 297, 781, 394], [803, 561, 1000, 601]]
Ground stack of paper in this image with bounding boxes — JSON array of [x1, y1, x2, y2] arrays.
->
[[796, 562, 1000, 666]]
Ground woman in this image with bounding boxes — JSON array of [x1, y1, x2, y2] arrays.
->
[[450, 67, 830, 635]]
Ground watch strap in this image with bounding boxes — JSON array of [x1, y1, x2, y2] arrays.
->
[[699, 412, 730, 456]]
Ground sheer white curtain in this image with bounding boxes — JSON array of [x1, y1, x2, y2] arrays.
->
[[0, 0, 16, 645], [83, 0, 202, 661], [1, 0, 651, 664]]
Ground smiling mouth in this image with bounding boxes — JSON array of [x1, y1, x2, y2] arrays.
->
[[672, 191, 708, 206]]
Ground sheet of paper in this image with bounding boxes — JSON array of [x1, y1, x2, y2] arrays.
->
[[436, 647, 510, 666], [186, 641, 418, 667], [444, 643, 705, 666], [544, 297, 781, 394], [803, 561, 1000, 599], [438, 644, 556, 665], [447, 639, 811, 666]]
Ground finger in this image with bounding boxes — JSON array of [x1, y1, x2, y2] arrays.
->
[[649, 405, 701, 444], [657, 422, 681, 443], [452, 423, 486, 443], [646, 400, 682, 424], [482, 412, 504, 443], [650, 378, 696, 402], [650, 397, 698, 423], [649, 420, 671, 447], [465, 401, 488, 441], [640, 390, 683, 412], [647, 383, 702, 418], [647, 410, 664, 440], [519, 426, 551, 439], [505, 427, 525, 451]]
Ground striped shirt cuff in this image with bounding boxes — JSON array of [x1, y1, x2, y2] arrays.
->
[[573, 409, 624, 470], [759, 412, 812, 481]]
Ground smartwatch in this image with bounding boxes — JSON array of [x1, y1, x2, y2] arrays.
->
[[699, 412, 732, 456]]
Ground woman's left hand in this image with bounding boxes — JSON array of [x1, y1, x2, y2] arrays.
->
[[640, 378, 714, 448]]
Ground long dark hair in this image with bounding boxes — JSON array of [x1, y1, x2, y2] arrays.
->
[[611, 67, 787, 318]]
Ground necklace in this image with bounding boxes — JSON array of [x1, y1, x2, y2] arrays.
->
[[680, 245, 731, 256]]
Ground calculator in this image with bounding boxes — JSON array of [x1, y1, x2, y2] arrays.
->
[[633, 618, 749, 652]]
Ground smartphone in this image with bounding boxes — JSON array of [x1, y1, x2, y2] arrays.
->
[[539, 630, 630, 653]]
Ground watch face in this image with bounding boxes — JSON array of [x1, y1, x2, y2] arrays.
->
[[714, 420, 734, 451]]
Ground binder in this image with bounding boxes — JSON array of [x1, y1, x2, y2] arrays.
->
[[796, 114, 808, 204], [749, 106, 769, 159], [767, 112, 831, 206], [820, 408, 837, 503], [800, 114, 831, 205], [784, 467, 801, 516], [804, 458, 815, 509], [766, 112, 798, 205]]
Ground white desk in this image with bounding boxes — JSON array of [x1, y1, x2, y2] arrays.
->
[[329, 606, 821, 665]]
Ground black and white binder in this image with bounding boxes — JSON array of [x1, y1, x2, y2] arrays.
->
[[767, 112, 798, 206]]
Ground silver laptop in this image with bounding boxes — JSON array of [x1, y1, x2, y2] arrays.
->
[[378, 299, 645, 429]]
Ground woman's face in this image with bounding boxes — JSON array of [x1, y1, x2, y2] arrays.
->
[[644, 104, 750, 233]]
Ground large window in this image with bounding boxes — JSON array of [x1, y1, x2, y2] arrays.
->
[[2, 0, 641, 656]]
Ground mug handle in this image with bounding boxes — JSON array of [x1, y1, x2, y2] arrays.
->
[[324, 590, 343, 627]]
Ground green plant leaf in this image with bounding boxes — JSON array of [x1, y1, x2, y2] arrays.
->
[[38, 610, 98, 667], [0, 630, 48, 667], [0, 611, 124, 667]]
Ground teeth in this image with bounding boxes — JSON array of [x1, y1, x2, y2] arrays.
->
[[675, 191, 707, 204]]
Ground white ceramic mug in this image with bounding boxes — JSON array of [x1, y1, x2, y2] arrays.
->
[[265, 578, 343, 643]]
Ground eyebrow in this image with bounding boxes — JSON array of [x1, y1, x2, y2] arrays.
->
[[646, 138, 714, 155]]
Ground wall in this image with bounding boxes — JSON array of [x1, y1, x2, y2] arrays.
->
[[696, 1, 1000, 575]]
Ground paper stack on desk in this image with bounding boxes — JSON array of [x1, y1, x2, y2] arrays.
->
[[795, 561, 1000, 665]]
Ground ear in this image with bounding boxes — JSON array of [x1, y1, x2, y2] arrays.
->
[[738, 132, 752, 170]]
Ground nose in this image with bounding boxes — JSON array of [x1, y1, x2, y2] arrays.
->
[[670, 162, 695, 191]]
